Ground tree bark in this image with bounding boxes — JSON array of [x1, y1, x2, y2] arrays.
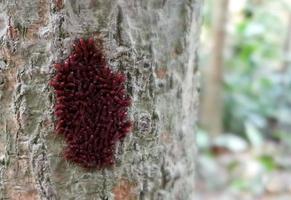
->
[[200, 0, 229, 136], [0, 0, 202, 199]]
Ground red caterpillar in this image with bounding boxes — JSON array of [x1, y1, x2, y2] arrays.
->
[[50, 38, 132, 169]]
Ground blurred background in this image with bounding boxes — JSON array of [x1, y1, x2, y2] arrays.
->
[[197, 0, 291, 199]]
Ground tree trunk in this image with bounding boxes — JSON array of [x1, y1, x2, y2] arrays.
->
[[200, 0, 229, 136], [0, 0, 202, 199], [281, 12, 291, 71]]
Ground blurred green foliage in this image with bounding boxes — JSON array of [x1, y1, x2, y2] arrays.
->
[[224, 2, 284, 137], [197, 1, 291, 196], [203, 0, 291, 139]]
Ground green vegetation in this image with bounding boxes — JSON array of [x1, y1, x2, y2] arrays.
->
[[198, 0, 291, 198]]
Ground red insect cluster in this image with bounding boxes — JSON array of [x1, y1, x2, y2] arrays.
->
[[50, 38, 132, 169]]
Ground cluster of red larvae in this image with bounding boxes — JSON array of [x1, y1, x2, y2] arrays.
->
[[50, 38, 132, 169]]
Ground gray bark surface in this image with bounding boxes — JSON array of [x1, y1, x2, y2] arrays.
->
[[0, 0, 202, 199]]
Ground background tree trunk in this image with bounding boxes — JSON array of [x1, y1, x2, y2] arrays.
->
[[281, 12, 291, 71], [0, 0, 202, 199], [200, 0, 229, 136]]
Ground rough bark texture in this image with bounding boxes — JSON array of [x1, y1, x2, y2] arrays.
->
[[0, 0, 202, 199]]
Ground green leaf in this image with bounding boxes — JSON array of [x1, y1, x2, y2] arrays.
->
[[245, 122, 263, 147], [257, 155, 277, 172], [230, 178, 250, 190]]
